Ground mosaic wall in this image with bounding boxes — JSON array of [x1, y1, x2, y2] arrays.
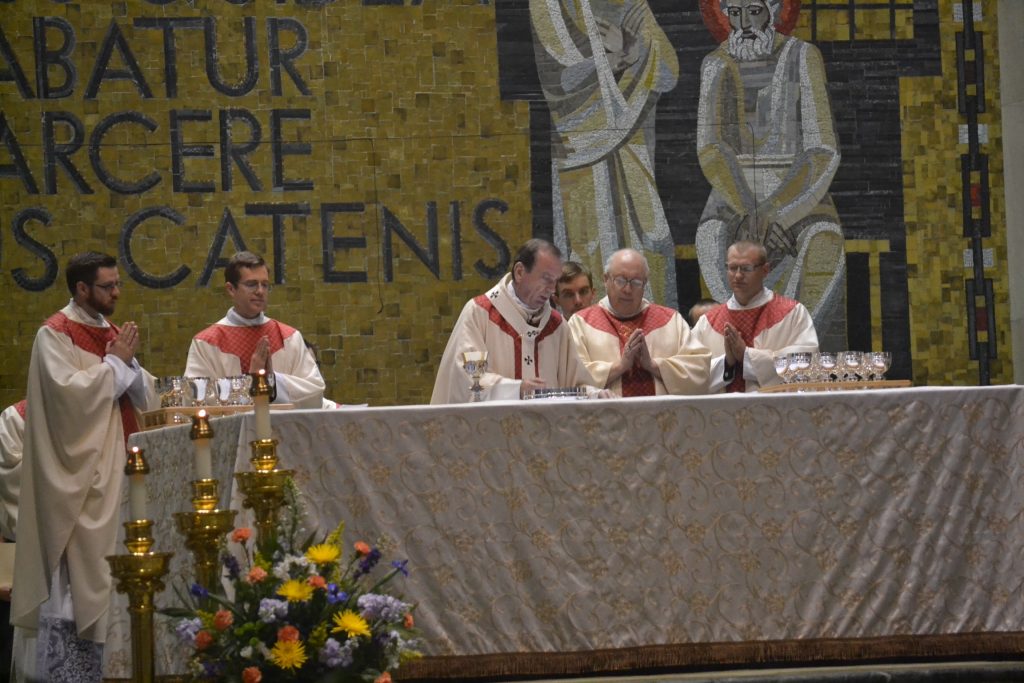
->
[[0, 0, 1013, 410]]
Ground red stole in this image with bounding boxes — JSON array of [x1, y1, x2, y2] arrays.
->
[[577, 304, 675, 396], [43, 312, 140, 441], [13, 399, 27, 419], [705, 295, 798, 392], [193, 320, 296, 373]]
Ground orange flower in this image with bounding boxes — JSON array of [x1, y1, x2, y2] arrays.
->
[[213, 609, 234, 631], [308, 574, 326, 590], [404, 613, 414, 629], [374, 673, 392, 683], [231, 528, 253, 543], [354, 541, 371, 556], [195, 630, 213, 651], [242, 666, 262, 683], [277, 625, 300, 642], [247, 566, 268, 583]]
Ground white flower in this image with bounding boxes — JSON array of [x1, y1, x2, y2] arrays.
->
[[240, 645, 253, 659], [272, 554, 311, 581]]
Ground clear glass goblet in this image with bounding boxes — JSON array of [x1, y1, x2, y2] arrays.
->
[[789, 352, 812, 383], [773, 354, 791, 383], [869, 351, 892, 380], [816, 351, 838, 382], [840, 351, 864, 382]]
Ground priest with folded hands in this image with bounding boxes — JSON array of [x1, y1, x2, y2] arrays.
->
[[186, 251, 325, 409]]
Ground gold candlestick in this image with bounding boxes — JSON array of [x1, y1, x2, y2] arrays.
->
[[235, 438, 293, 552], [236, 370, 294, 551], [173, 480, 236, 591], [174, 414, 236, 591], [107, 508, 172, 682]]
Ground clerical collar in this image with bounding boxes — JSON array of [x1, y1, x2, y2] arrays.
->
[[226, 307, 268, 327], [68, 298, 107, 326], [505, 280, 544, 323], [599, 297, 649, 321], [727, 288, 772, 310]]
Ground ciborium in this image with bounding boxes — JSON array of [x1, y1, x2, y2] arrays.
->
[[461, 350, 488, 402]]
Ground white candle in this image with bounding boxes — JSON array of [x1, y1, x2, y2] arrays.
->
[[195, 436, 213, 480], [127, 447, 148, 521], [254, 375, 272, 441], [191, 409, 215, 480]]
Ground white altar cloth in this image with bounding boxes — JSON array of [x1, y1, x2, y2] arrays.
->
[[105, 386, 1024, 678]]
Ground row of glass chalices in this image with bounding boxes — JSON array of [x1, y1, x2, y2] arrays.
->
[[155, 375, 254, 408], [774, 351, 892, 384]]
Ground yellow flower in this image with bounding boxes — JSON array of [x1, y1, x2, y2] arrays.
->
[[332, 610, 371, 638], [277, 579, 314, 603], [269, 640, 307, 670], [305, 543, 341, 565]]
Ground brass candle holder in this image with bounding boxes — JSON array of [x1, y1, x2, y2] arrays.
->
[[173, 411, 236, 592], [236, 371, 293, 551], [236, 439, 293, 551], [106, 448, 172, 683]]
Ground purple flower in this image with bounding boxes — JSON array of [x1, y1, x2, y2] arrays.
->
[[202, 660, 223, 677], [358, 593, 409, 623], [257, 598, 289, 623], [174, 617, 202, 643], [326, 583, 349, 605], [390, 559, 409, 577], [222, 552, 241, 581], [190, 583, 209, 600], [319, 637, 355, 668], [355, 548, 382, 578]]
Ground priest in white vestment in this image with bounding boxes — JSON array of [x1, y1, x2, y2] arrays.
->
[[570, 249, 710, 396], [692, 241, 818, 392], [185, 251, 325, 409], [432, 239, 596, 403], [0, 400, 25, 541], [11, 252, 156, 682]]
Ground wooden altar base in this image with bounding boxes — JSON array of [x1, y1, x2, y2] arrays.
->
[[396, 661, 1024, 683], [398, 632, 1024, 681]]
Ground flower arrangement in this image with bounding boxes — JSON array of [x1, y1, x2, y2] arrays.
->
[[165, 484, 420, 682]]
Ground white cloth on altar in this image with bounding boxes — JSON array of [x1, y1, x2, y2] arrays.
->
[[431, 274, 595, 403], [185, 308, 325, 409], [568, 298, 710, 397], [692, 288, 818, 393], [0, 401, 25, 540], [12, 301, 154, 644]]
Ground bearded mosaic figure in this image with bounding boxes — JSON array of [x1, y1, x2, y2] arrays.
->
[[531, 0, 680, 309], [696, 0, 846, 339]]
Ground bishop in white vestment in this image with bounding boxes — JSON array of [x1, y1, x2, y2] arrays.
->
[[432, 240, 595, 403]]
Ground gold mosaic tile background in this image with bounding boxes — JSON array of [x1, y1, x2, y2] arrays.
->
[[896, 0, 1011, 385]]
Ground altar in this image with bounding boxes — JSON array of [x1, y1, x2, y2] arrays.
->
[[105, 385, 1024, 679]]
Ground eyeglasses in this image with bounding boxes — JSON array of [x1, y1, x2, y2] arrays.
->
[[92, 281, 122, 292], [238, 280, 272, 292], [726, 263, 765, 274], [611, 276, 646, 290]]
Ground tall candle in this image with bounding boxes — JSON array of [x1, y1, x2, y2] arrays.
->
[[125, 447, 148, 521], [253, 370, 272, 440], [190, 409, 215, 480]]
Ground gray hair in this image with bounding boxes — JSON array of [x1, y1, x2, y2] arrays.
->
[[604, 248, 650, 278]]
